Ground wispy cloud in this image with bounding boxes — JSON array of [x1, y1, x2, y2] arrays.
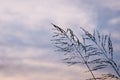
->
[[0, 0, 97, 29], [0, 46, 93, 80], [108, 17, 120, 25], [0, 0, 98, 48], [0, 0, 120, 80]]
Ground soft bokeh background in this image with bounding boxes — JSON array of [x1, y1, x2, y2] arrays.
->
[[0, 0, 120, 80]]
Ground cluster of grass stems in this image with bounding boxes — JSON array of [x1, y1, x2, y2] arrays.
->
[[51, 24, 120, 80]]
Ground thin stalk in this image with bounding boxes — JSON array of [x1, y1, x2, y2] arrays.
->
[[75, 47, 96, 80], [93, 40, 120, 78], [64, 34, 96, 80], [110, 60, 120, 77], [80, 27, 120, 78]]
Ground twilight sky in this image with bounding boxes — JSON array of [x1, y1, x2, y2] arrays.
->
[[0, 0, 120, 80]]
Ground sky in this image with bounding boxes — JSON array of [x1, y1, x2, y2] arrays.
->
[[0, 0, 120, 80]]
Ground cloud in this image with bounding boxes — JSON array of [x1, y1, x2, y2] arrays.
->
[[0, 0, 96, 50], [0, 46, 92, 80], [0, 0, 97, 29], [99, 0, 120, 11], [0, 0, 119, 80], [83, 0, 120, 11], [108, 17, 120, 25], [0, 0, 98, 49]]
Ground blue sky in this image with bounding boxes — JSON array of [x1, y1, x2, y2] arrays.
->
[[0, 0, 120, 80]]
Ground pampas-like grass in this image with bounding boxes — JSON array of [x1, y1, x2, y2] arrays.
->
[[51, 24, 120, 80]]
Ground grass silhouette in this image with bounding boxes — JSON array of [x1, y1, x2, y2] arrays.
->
[[51, 24, 120, 80]]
